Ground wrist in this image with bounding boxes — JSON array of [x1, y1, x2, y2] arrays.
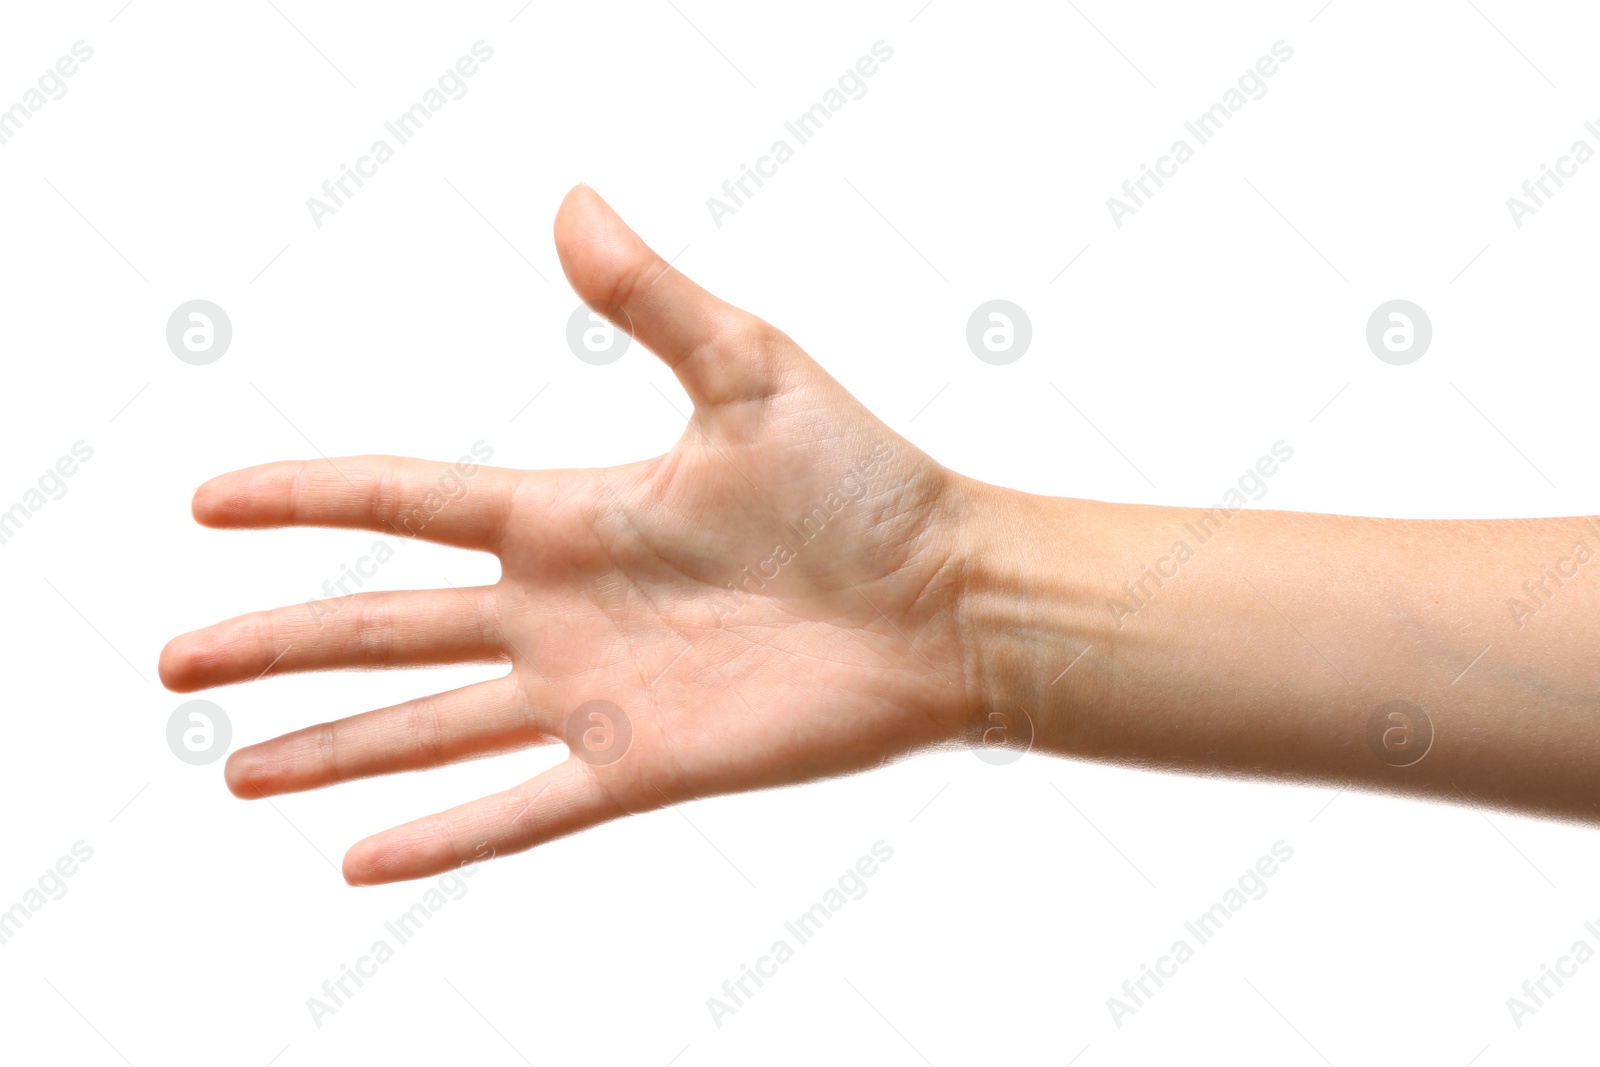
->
[[944, 476, 1120, 757]]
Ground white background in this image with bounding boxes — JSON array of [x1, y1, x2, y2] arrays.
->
[[1, 1, 1597, 1063]]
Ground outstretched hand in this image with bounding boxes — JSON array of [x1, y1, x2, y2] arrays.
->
[[161, 186, 980, 885]]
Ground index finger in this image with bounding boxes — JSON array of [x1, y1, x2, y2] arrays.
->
[[193, 454, 519, 551]]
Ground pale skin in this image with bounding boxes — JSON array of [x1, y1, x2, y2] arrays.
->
[[160, 185, 1600, 886]]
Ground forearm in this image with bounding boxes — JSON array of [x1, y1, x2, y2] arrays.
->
[[953, 476, 1600, 822]]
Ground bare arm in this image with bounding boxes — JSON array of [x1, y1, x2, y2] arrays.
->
[[162, 185, 1600, 885], [959, 488, 1600, 822]]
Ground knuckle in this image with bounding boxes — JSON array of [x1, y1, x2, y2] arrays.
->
[[251, 610, 283, 672], [285, 462, 309, 522], [608, 254, 654, 318], [508, 677, 542, 738], [371, 463, 407, 531], [313, 722, 342, 781], [352, 597, 395, 661], [404, 695, 449, 765]]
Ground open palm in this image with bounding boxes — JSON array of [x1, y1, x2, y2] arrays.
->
[[161, 187, 977, 885]]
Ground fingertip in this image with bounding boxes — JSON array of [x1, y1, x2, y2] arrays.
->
[[342, 836, 413, 887], [223, 748, 264, 799], [190, 480, 220, 525], [190, 472, 250, 528], [157, 636, 200, 692], [554, 182, 604, 236], [553, 183, 630, 295], [341, 847, 370, 887]]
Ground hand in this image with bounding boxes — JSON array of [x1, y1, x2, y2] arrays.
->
[[160, 186, 981, 885]]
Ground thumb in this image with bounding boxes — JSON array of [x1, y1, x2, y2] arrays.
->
[[553, 184, 786, 407]]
